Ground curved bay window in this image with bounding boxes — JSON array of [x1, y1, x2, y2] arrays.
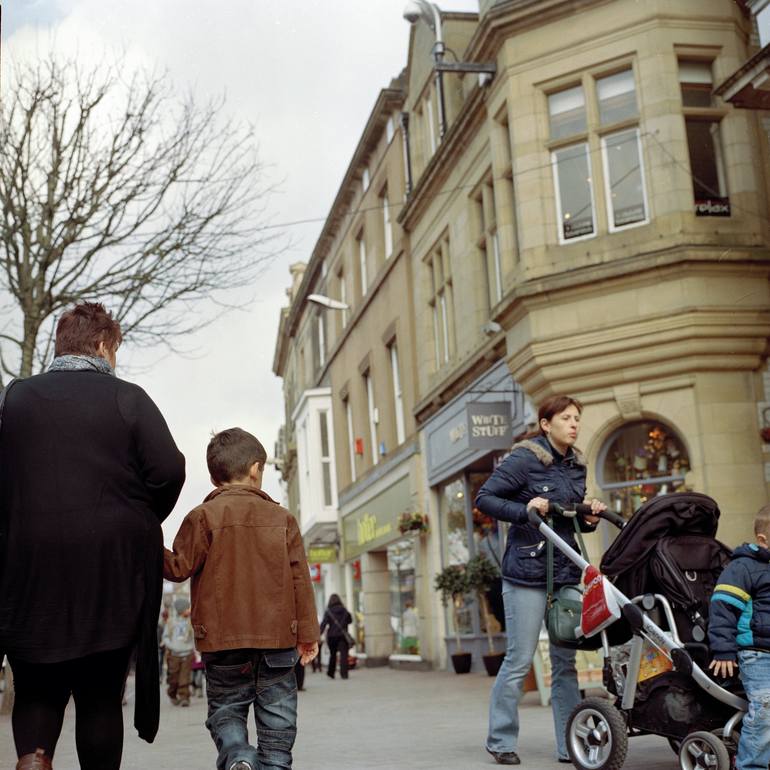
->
[[598, 420, 690, 518]]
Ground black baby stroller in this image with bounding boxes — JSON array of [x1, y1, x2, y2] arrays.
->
[[528, 493, 749, 770]]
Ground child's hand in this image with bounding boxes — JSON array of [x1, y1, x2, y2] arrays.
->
[[297, 641, 318, 666], [709, 658, 736, 678]]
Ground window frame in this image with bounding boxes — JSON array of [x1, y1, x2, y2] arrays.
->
[[389, 341, 406, 446], [546, 64, 649, 242], [678, 58, 731, 215], [319, 409, 333, 507], [357, 230, 367, 297], [600, 127, 650, 234], [364, 371, 379, 465], [551, 142, 598, 245], [345, 397, 356, 483], [381, 184, 393, 259]]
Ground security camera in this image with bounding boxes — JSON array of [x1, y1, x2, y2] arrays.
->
[[482, 321, 502, 336]]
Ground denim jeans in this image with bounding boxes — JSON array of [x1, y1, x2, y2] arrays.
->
[[487, 582, 581, 760], [736, 650, 770, 770], [204, 648, 298, 770]]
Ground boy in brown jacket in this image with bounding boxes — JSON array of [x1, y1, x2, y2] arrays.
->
[[164, 428, 319, 770]]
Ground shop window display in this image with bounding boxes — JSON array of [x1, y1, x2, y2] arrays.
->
[[599, 421, 690, 517], [388, 539, 419, 654], [440, 478, 473, 634], [351, 559, 365, 653]]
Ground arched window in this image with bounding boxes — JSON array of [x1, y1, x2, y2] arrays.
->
[[597, 420, 690, 518]]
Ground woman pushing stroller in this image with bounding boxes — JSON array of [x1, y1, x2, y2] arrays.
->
[[475, 395, 606, 765]]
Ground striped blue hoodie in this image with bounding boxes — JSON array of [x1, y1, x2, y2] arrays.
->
[[708, 542, 770, 661]]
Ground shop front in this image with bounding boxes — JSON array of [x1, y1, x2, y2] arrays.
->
[[339, 445, 427, 668], [422, 360, 530, 672]]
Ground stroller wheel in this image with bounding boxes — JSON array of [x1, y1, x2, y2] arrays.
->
[[567, 697, 628, 770], [678, 731, 730, 770]]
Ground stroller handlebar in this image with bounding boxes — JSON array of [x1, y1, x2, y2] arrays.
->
[[526, 502, 625, 529]]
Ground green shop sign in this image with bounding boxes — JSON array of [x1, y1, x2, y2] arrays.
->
[[307, 545, 338, 564], [342, 476, 410, 560]]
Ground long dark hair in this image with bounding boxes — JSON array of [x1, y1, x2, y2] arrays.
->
[[328, 593, 343, 608]]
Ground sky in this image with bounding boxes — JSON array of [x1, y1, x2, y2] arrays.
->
[[2, 0, 478, 543]]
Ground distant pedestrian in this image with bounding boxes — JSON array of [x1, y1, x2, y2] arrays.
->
[[162, 598, 195, 707], [191, 655, 205, 698], [164, 427, 319, 770], [320, 595, 353, 680], [0, 301, 185, 770]]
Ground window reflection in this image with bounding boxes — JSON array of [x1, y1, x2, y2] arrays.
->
[[600, 421, 690, 517]]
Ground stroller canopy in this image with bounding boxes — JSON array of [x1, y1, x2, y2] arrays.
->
[[600, 492, 721, 578]]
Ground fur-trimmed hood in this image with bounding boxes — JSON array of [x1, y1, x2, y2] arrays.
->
[[511, 436, 586, 467]]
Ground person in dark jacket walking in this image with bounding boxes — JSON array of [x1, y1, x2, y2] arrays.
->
[[319, 594, 353, 680], [475, 395, 605, 766], [0, 302, 185, 770], [708, 504, 770, 770]]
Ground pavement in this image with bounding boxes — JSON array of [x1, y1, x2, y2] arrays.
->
[[0, 665, 679, 770]]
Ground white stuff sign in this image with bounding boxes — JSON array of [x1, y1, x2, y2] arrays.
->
[[466, 402, 512, 450]]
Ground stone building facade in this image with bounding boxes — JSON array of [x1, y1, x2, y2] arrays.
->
[[274, 0, 770, 672]]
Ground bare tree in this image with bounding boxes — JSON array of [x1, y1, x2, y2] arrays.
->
[[0, 52, 281, 383]]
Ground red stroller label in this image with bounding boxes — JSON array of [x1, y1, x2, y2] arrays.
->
[[581, 565, 621, 637]]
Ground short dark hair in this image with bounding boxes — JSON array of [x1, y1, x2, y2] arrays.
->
[[538, 395, 583, 435], [54, 302, 122, 357], [755, 504, 770, 540], [207, 428, 267, 485]]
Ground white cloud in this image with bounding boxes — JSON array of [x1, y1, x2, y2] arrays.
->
[[3, 0, 478, 541]]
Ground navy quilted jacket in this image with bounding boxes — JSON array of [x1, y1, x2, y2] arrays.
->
[[474, 435, 596, 588]]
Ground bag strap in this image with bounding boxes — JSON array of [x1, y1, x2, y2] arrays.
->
[[546, 513, 588, 606], [328, 610, 347, 633]]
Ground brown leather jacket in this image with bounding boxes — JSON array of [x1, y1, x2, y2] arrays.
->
[[163, 485, 319, 651]]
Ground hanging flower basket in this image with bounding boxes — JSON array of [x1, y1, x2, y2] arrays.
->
[[398, 511, 429, 535]]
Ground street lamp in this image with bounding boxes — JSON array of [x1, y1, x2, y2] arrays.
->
[[307, 293, 349, 311], [403, 0, 447, 139], [402, 2, 497, 145]]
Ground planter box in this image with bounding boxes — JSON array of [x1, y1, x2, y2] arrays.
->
[[444, 633, 507, 673]]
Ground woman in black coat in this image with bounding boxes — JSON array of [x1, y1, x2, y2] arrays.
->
[[319, 594, 353, 680], [475, 395, 605, 766], [0, 302, 185, 770]]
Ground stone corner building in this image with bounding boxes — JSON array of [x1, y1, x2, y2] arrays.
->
[[274, 0, 770, 673]]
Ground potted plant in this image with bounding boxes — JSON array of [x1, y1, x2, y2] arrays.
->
[[398, 510, 429, 535], [466, 554, 505, 677], [434, 563, 472, 674]]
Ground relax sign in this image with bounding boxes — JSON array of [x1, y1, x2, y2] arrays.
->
[[467, 402, 512, 450]]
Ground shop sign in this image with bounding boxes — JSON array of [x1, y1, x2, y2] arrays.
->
[[341, 475, 409, 560], [308, 563, 322, 583], [467, 402, 512, 450], [423, 360, 526, 486], [307, 545, 337, 564], [695, 197, 730, 217]]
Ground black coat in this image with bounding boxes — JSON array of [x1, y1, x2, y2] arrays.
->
[[320, 605, 352, 640], [475, 435, 595, 588], [0, 369, 185, 740]]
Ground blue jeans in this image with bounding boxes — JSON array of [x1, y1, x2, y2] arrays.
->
[[736, 650, 770, 770], [204, 648, 298, 770], [487, 582, 581, 760]]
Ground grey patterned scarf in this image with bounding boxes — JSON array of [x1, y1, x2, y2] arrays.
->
[[48, 354, 115, 376]]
